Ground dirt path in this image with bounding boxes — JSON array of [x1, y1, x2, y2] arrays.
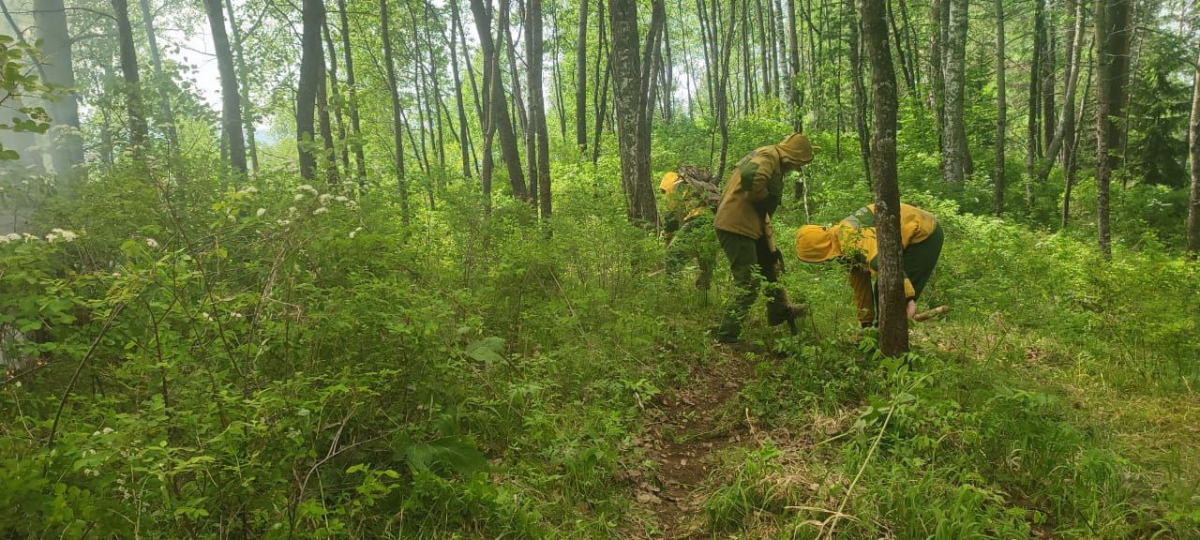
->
[[626, 350, 757, 538]]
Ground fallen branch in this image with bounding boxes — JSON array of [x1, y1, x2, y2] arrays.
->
[[913, 305, 949, 322]]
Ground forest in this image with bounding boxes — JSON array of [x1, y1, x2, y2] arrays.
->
[[1, 0, 1199, 536]]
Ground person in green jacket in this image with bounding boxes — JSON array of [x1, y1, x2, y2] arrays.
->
[[795, 203, 944, 327], [661, 171, 718, 291], [713, 133, 815, 343]]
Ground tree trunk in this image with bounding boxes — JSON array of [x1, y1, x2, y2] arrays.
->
[[575, 0, 589, 152], [607, 0, 658, 224], [1095, 0, 1131, 256], [886, 0, 914, 92], [337, 0, 367, 181], [448, 0, 474, 178], [786, 0, 803, 131], [138, 0, 180, 159], [470, 0, 528, 199], [297, 0, 324, 180], [993, 0, 1005, 215], [323, 20, 350, 174], [1063, 39, 1093, 229], [33, 0, 84, 180], [224, 0, 260, 174], [1026, 0, 1044, 191], [528, 0, 552, 221], [1188, 43, 1200, 254], [381, 0, 409, 223], [941, 0, 967, 183], [1036, 0, 1086, 184], [317, 61, 339, 185], [862, 0, 908, 356], [715, 0, 738, 176], [929, 0, 946, 152], [203, 0, 247, 174], [845, 0, 871, 185], [111, 0, 147, 150]]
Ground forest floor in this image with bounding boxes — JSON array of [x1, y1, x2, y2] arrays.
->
[[625, 345, 782, 538]]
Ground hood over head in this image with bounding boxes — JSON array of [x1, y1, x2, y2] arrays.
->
[[775, 133, 816, 169], [796, 224, 841, 263], [660, 171, 680, 192]]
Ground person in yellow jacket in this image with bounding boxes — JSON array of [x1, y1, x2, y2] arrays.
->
[[713, 133, 815, 343], [795, 203, 944, 327], [660, 171, 717, 291]]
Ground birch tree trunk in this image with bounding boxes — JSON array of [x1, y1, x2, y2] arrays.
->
[[941, 0, 967, 184]]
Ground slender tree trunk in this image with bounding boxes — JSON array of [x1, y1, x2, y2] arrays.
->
[[317, 61, 339, 184], [138, 0, 180, 157], [297, 0, 324, 179], [224, 0, 260, 174], [33, 0, 83, 179], [898, 0, 919, 87], [845, 0, 871, 185], [448, 0, 473, 178], [381, 0, 409, 223], [575, 0, 589, 152], [1063, 39, 1093, 229], [941, 0, 967, 183], [1095, 0, 1117, 256], [470, 0, 528, 199], [337, 0, 367, 181], [323, 21, 350, 174], [1187, 43, 1200, 254], [786, 0, 803, 131], [592, 38, 612, 165], [111, 0, 147, 150], [528, 0, 552, 221], [203, 0, 247, 174], [993, 0, 1005, 215], [1037, 0, 1086, 184], [862, 0, 907, 356], [716, 0, 738, 176], [1027, 0, 1044, 193], [607, 0, 658, 224], [886, 0, 914, 92], [501, 2, 528, 138], [551, 8, 568, 138], [1042, 12, 1057, 155], [929, 0, 946, 151]]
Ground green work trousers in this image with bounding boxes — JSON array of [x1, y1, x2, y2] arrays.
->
[[666, 215, 717, 291], [716, 230, 789, 342]]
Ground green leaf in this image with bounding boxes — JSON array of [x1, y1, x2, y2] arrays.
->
[[465, 336, 505, 364], [404, 436, 488, 477]]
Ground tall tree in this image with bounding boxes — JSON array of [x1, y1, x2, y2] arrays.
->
[[844, 0, 870, 184], [862, 0, 907, 355], [296, 0, 324, 180], [448, 0, 474, 178], [111, 0, 147, 150], [470, 0, 528, 200], [528, 0, 552, 220], [1095, 0, 1131, 257], [607, 0, 658, 223], [929, 0, 947, 154], [786, 0, 803, 131], [203, 0, 247, 174], [941, 0, 968, 184], [380, 0, 409, 223], [993, 0, 1005, 215], [337, 0, 367, 181], [1187, 35, 1199, 253], [33, 0, 84, 179], [224, 0, 260, 173], [323, 21, 349, 174], [1036, 0, 1086, 184], [136, 0, 179, 158], [575, 0, 589, 152]]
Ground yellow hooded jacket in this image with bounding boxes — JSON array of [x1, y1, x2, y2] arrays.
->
[[714, 134, 815, 240], [796, 203, 938, 323]]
